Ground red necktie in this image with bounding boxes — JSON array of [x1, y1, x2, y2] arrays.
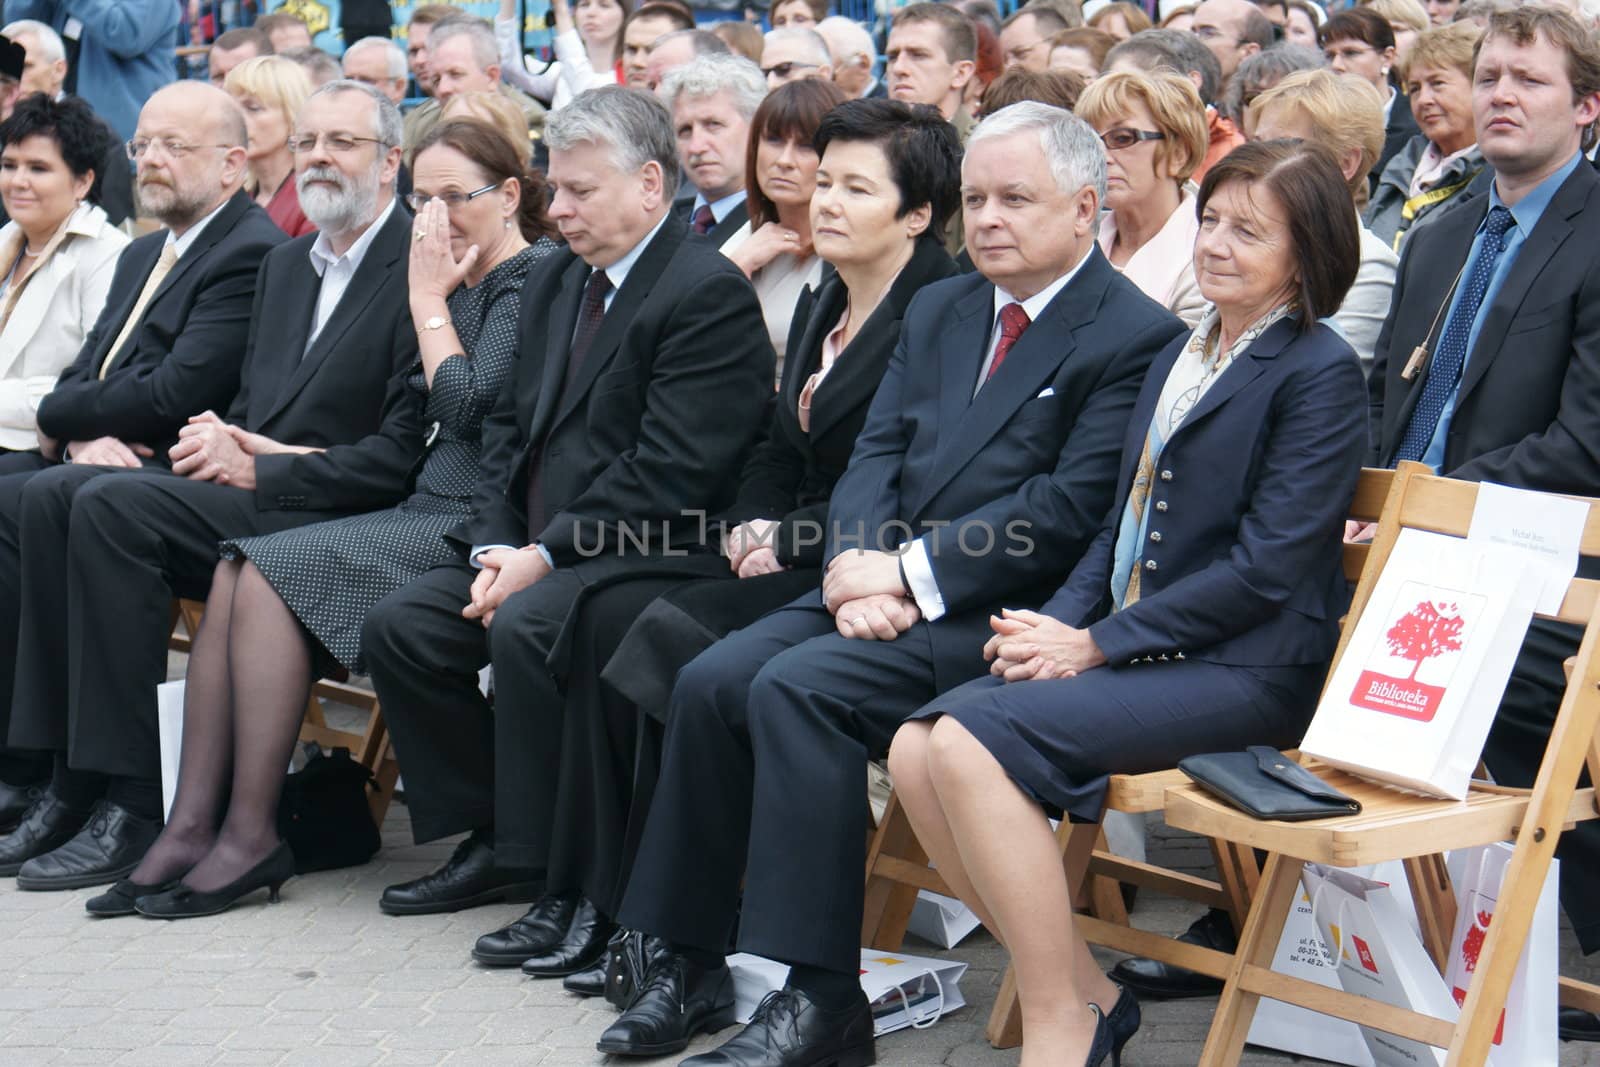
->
[[987, 302, 1030, 380], [691, 204, 715, 235]]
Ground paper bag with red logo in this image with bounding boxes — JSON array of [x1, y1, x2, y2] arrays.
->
[[1302, 864, 1460, 1067], [1441, 844, 1557, 1066], [1299, 528, 1539, 798]]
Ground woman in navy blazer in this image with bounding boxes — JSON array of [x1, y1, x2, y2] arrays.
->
[[887, 140, 1369, 1067]]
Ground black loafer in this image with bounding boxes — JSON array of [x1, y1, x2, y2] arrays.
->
[[563, 955, 609, 997], [596, 950, 738, 1057], [682, 986, 876, 1066], [473, 893, 578, 966], [1561, 1007, 1600, 1042], [0, 791, 92, 876], [16, 800, 161, 890], [379, 831, 542, 916], [0, 779, 42, 834], [1109, 908, 1233, 999], [86, 875, 183, 917], [521, 897, 617, 977]]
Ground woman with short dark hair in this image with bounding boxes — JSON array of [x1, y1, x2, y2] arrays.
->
[[0, 93, 128, 464], [1320, 7, 1418, 182], [888, 139, 1368, 1067]]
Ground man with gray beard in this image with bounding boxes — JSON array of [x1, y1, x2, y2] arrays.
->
[[0, 80, 284, 831], [0, 81, 424, 893]]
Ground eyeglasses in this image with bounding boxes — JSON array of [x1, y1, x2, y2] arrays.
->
[[406, 183, 501, 212], [761, 61, 820, 79], [125, 138, 237, 160], [286, 133, 388, 155], [1099, 127, 1166, 151]]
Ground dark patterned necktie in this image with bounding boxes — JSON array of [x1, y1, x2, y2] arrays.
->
[[691, 204, 715, 236], [1394, 205, 1515, 465], [986, 302, 1031, 382], [526, 269, 613, 536]]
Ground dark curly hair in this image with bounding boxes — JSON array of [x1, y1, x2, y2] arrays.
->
[[0, 93, 119, 207]]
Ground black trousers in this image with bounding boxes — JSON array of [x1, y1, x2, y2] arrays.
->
[[1484, 616, 1600, 954], [617, 590, 988, 974], [6, 466, 328, 778], [0, 452, 53, 756]]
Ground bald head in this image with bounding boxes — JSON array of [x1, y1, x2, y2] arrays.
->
[[133, 81, 250, 231], [1192, 0, 1273, 79]]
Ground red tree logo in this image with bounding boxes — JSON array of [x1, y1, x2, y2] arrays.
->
[[1385, 600, 1466, 680]]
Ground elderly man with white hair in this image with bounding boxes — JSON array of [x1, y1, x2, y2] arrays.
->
[[662, 52, 766, 243], [341, 35, 408, 105], [599, 100, 1187, 1067], [817, 15, 883, 98], [760, 25, 834, 87]]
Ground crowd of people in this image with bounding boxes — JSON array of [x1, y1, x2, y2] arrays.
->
[[0, 0, 1596, 1063]]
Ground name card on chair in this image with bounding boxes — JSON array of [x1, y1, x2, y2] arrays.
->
[[1467, 482, 1586, 616]]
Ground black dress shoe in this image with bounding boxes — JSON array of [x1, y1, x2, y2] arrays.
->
[[521, 897, 617, 977], [1561, 1007, 1600, 1042], [136, 842, 295, 919], [605, 928, 665, 1010], [379, 831, 542, 916], [1109, 908, 1233, 999], [472, 893, 577, 966], [563, 956, 608, 997], [14, 799, 157, 889], [0, 780, 41, 834], [0, 791, 92, 876], [680, 986, 876, 1067], [595, 951, 738, 1057], [86, 875, 183, 917]]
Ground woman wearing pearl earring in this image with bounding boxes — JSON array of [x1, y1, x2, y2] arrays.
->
[[1319, 7, 1417, 193]]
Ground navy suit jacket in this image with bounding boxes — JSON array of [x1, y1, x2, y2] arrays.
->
[[825, 247, 1187, 684], [1043, 317, 1368, 668]]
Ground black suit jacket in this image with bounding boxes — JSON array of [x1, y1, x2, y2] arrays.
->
[[223, 202, 424, 513], [825, 247, 1188, 681], [36, 189, 286, 457], [1368, 161, 1600, 495], [674, 195, 750, 245], [724, 236, 958, 568], [1045, 318, 1367, 667], [453, 215, 774, 565]]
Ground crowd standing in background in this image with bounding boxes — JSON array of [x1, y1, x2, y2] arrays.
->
[[0, 0, 1597, 1063]]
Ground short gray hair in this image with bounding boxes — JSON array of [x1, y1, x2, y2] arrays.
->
[[428, 16, 499, 71], [968, 101, 1107, 202], [546, 85, 680, 199], [306, 78, 404, 147], [764, 26, 833, 66], [816, 16, 876, 66], [2, 19, 64, 63], [660, 53, 768, 118], [344, 36, 407, 79], [1107, 28, 1222, 104]]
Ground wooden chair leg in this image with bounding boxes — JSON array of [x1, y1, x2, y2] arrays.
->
[[985, 966, 1025, 1049], [1199, 852, 1304, 1067], [1212, 840, 1259, 937], [1085, 827, 1129, 923], [861, 793, 927, 951], [1402, 853, 1457, 973]]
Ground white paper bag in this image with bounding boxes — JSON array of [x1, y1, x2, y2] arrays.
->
[[157, 680, 185, 821], [1300, 528, 1539, 798], [1248, 861, 1415, 1066], [1443, 844, 1558, 1066], [907, 890, 983, 949], [1302, 865, 1461, 1067], [726, 949, 967, 1037]]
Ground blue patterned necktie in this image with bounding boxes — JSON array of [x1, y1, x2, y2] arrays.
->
[[1394, 205, 1515, 465]]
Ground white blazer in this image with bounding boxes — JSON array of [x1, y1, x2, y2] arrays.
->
[[0, 202, 129, 450]]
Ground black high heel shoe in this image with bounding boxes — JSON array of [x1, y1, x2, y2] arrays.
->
[[134, 842, 294, 919], [1082, 1003, 1115, 1067], [1104, 982, 1141, 1065]]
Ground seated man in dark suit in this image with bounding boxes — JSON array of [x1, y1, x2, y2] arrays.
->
[[663, 53, 762, 244], [598, 101, 1188, 1065], [0, 79, 284, 828], [0, 79, 422, 890], [360, 86, 774, 928]]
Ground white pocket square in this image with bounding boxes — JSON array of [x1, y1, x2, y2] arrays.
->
[[1035, 387, 1056, 399]]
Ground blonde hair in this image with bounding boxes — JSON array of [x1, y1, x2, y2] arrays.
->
[[1075, 68, 1208, 182], [224, 55, 314, 141], [1246, 69, 1384, 202], [440, 91, 532, 166], [1402, 20, 1482, 80], [1364, 0, 1428, 34]]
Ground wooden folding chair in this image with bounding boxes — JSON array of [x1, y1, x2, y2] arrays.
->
[[1163, 464, 1600, 1066], [168, 598, 400, 824], [858, 468, 1400, 1048]]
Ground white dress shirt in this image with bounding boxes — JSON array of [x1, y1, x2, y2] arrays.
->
[[306, 197, 397, 353]]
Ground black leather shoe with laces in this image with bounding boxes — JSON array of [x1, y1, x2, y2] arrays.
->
[[472, 893, 577, 965], [595, 949, 738, 1057], [563, 955, 608, 997], [0, 791, 91, 876], [379, 831, 542, 916], [604, 929, 665, 1010], [521, 897, 617, 977], [681, 986, 876, 1067], [15, 799, 159, 890], [0, 779, 41, 834]]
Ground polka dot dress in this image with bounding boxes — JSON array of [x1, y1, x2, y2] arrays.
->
[[220, 240, 556, 672]]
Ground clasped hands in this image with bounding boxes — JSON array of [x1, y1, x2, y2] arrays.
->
[[723, 518, 785, 578], [168, 411, 313, 488], [823, 548, 921, 641], [984, 608, 1106, 682], [463, 545, 552, 629]]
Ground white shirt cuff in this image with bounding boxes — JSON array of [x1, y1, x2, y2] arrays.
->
[[901, 538, 946, 622], [470, 543, 555, 568]]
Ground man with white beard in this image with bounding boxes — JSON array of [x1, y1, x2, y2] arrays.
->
[[0, 80, 425, 894]]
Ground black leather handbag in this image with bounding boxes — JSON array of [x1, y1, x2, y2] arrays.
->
[[276, 744, 381, 874], [1178, 746, 1362, 821]]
